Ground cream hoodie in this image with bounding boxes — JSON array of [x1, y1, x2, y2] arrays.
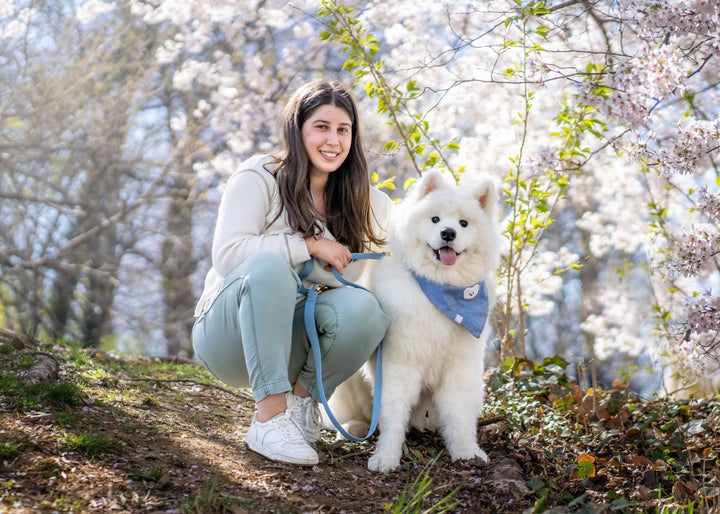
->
[[194, 154, 393, 317]]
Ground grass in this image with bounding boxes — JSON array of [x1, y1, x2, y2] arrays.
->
[[54, 411, 78, 428], [39, 382, 85, 408], [0, 371, 22, 395], [17, 354, 35, 370], [0, 441, 19, 459], [0, 366, 84, 410], [180, 474, 249, 513], [128, 467, 166, 482], [141, 395, 159, 407], [386, 452, 461, 514], [61, 433, 121, 456], [34, 457, 62, 478]]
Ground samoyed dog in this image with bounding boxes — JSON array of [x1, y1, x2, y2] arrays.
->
[[327, 169, 501, 472]]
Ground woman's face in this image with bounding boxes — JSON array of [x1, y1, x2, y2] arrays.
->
[[301, 103, 352, 180]]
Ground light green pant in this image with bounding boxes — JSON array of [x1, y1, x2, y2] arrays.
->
[[192, 252, 390, 403]]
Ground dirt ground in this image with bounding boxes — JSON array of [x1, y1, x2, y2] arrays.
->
[[0, 344, 535, 513], [1, 339, 719, 513]]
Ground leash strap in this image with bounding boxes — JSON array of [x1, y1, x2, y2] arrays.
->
[[298, 252, 384, 442]]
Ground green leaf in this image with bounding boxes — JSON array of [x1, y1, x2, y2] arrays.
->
[[375, 176, 397, 190], [403, 177, 418, 190]]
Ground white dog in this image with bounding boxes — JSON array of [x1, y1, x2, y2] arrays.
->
[[327, 169, 501, 472]]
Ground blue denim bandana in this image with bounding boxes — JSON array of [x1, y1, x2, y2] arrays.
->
[[412, 272, 490, 338]]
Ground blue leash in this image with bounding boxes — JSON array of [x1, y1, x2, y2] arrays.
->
[[298, 252, 384, 442]]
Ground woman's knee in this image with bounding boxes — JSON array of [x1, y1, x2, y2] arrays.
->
[[350, 292, 390, 340], [318, 290, 390, 344], [238, 252, 300, 295]]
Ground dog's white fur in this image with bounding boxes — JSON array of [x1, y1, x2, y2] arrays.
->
[[327, 170, 500, 472]]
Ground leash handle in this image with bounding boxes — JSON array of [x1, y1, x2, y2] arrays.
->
[[298, 252, 384, 442]]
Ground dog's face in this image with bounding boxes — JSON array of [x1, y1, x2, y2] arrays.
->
[[391, 170, 500, 286]]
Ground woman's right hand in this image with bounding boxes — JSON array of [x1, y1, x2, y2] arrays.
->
[[305, 236, 352, 275]]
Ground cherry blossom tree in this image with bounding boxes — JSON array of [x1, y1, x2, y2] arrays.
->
[[313, 0, 720, 387], [124, 0, 720, 384], [0, 0, 169, 346]]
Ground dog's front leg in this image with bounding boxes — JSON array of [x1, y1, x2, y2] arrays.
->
[[368, 366, 421, 473], [434, 359, 489, 463]]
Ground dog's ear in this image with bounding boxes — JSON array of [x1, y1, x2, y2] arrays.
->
[[417, 170, 444, 198], [473, 179, 497, 215]]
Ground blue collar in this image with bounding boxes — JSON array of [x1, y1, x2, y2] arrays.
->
[[411, 272, 490, 338]]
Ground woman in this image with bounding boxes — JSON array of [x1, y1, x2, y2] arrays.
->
[[192, 80, 392, 465]]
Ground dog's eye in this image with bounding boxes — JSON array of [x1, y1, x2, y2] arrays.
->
[[431, 216, 440, 223], [459, 219, 468, 228]]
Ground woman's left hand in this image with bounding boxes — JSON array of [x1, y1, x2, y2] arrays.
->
[[305, 236, 352, 275]]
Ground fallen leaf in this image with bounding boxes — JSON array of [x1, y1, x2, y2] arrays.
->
[[672, 480, 697, 501], [628, 455, 653, 467], [637, 485, 653, 500]]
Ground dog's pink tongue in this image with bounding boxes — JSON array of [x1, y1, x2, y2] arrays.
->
[[438, 247, 457, 266]]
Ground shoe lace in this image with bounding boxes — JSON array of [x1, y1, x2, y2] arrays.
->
[[277, 411, 307, 443], [290, 396, 321, 437]]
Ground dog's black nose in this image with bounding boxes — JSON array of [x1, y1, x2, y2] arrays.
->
[[440, 228, 456, 242]]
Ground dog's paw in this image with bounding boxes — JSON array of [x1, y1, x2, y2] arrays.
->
[[368, 453, 401, 473], [451, 446, 489, 463]]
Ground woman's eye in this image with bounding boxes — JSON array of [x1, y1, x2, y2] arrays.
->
[[431, 216, 440, 223], [459, 220, 468, 228]]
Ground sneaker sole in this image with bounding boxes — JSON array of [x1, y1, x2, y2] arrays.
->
[[244, 440, 319, 466]]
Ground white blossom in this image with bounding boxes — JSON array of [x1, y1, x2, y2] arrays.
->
[[75, 0, 114, 24], [0, 0, 13, 19]]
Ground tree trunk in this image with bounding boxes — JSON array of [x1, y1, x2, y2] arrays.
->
[[162, 183, 196, 357]]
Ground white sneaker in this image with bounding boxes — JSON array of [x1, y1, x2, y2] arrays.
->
[[286, 392, 322, 443], [245, 410, 319, 465]]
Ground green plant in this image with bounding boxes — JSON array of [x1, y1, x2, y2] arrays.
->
[[17, 354, 35, 370], [141, 396, 159, 407], [128, 467, 166, 482], [0, 371, 21, 396], [39, 382, 84, 408], [52, 497, 85, 511], [385, 453, 461, 514], [61, 433, 120, 456], [181, 474, 246, 513], [54, 411, 78, 428], [62, 339, 91, 367], [34, 457, 62, 478], [0, 441, 19, 459], [495, 1, 606, 360]]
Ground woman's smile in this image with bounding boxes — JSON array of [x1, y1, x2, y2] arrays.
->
[[302, 104, 352, 178]]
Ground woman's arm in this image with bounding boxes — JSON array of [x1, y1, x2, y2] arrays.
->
[[211, 169, 310, 276]]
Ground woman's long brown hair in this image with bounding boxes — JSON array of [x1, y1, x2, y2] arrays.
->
[[268, 80, 384, 252]]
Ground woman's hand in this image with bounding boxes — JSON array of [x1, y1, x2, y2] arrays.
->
[[305, 236, 352, 274]]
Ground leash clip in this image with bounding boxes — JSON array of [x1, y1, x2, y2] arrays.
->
[[314, 284, 330, 296]]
